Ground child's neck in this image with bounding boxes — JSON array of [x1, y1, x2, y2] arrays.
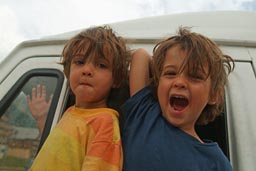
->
[[75, 102, 107, 109], [182, 128, 204, 143]]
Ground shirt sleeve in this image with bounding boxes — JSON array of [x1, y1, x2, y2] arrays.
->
[[82, 113, 123, 171], [122, 86, 153, 121]]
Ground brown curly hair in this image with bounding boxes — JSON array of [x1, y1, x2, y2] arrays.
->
[[151, 27, 234, 125]]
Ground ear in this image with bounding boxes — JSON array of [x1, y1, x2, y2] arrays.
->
[[208, 97, 217, 105]]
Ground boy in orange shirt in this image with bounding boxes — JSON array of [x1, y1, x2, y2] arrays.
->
[[30, 26, 129, 171]]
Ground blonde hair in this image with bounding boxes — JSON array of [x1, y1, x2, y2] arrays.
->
[[151, 27, 234, 125]]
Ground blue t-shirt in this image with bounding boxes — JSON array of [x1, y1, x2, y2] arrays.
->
[[122, 86, 232, 171]]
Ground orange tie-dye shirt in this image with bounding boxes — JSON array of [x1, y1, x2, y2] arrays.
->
[[30, 106, 123, 171]]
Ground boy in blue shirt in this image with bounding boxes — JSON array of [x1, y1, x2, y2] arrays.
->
[[122, 27, 234, 171]]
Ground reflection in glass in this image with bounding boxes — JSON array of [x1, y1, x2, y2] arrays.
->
[[0, 76, 57, 170]]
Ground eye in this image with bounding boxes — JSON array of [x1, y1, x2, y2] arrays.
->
[[189, 73, 205, 81], [73, 59, 84, 65], [97, 63, 107, 68], [163, 70, 176, 77], [95, 58, 110, 69]]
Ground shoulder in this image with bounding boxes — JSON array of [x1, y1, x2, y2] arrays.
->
[[125, 86, 154, 107], [123, 86, 157, 112], [85, 108, 119, 128]]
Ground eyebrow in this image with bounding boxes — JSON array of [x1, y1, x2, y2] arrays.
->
[[163, 64, 178, 70], [97, 57, 110, 63]]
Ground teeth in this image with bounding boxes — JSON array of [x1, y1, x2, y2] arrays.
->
[[172, 95, 186, 99], [170, 95, 189, 111]]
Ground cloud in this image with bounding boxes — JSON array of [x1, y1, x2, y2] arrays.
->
[[147, 0, 256, 14], [5, 0, 142, 38], [0, 0, 256, 62], [242, 0, 256, 10], [0, 0, 138, 61], [0, 5, 25, 59]]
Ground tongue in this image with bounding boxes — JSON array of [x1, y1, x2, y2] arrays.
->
[[173, 98, 188, 111]]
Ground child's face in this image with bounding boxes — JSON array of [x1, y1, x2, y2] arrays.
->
[[69, 54, 114, 108], [157, 45, 216, 135]]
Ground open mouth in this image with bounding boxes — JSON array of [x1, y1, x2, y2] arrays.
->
[[170, 95, 189, 111]]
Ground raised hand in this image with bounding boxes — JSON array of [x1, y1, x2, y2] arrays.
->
[[27, 84, 53, 135]]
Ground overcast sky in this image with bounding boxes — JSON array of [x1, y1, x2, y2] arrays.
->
[[1, 0, 256, 62]]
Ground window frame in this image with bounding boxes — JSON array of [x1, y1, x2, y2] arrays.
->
[[0, 69, 64, 152]]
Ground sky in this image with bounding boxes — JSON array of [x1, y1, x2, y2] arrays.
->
[[0, 0, 256, 62]]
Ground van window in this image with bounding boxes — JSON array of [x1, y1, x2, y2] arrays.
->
[[0, 70, 63, 170]]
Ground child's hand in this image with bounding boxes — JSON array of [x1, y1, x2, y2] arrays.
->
[[27, 84, 53, 135]]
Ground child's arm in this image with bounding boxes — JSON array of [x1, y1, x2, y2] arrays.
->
[[129, 48, 151, 97]]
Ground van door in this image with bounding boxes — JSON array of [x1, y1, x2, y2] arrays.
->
[[226, 61, 256, 171], [0, 56, 65, 170]]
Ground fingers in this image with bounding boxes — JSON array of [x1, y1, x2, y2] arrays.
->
[[41, 85, 47, 99], [32, 84, 47, 98], [36, 84, 43, 98], [31, 84, 42, 100], [36, 84, 41, 97], [29, 84, 53, 103], [31, 86, 36, 100], [27, 84, 52, 122]]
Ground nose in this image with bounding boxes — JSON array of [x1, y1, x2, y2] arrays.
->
[[82, 63, 94, 76], [173, 74, 187, 89]]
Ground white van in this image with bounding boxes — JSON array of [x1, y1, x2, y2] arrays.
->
[[0, 11, 255, 171]]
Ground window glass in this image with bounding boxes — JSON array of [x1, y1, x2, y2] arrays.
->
[[0, 76, 57, 170]]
